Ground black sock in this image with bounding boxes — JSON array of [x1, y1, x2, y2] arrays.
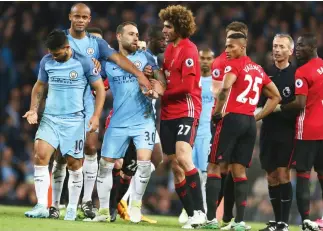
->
[[206, 174, 222, 221], [280, 182, 293, 224], [234, 177, 248, 223], [110, 168, 121, 210], [175, 179, 194, 217], [117, 177, 131, 203], [217, 173, 227, 205], [185, 168, 205, 212], [296, 173, 310, 221], [223, 172, 234, 222], [269, 185, 281, 222]]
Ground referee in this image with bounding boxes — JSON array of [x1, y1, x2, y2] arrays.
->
[[258, 34, 297, 231]]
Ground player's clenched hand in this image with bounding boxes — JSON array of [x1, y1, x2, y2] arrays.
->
[[23, 110, 38, 124], [150, 79, 165, 96], [88, 115, 99, 133], [91, 58, 101, 72], [143, 65, 153, 79]]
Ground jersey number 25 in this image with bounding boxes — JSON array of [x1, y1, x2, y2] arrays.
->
[[236, 74, 262, 105]]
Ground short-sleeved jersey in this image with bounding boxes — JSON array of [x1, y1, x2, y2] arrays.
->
[[65, 30, 116, 105], [104, 50, 158, 127], [161, 38, 201, 120], [197, 76, 214, 137], [38, 50, 101, 115], [222, 56, 271, 115], [211, 52, 227, 81], [294, 57, 323, 140]]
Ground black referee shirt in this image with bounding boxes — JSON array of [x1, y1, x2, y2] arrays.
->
[[258, 63, 297, 140]]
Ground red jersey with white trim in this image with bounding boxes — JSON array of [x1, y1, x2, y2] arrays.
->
[[161, 38, 201, 120], [223, 56, 271, 116], [294, 57, 323, 140], [211, 52, 227, 81]]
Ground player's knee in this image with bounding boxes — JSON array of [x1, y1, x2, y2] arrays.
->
[[176, 153, 194, 171], [267, 171, 279, 186], [231, 163, 246, 178], [84, 143, 97, 155], [277, 167, 290, 184], [207, 162, 221, 175], [171, 160, 185, 179], [114, 159, 123, 169], [220, 162, 230, 174], [34, 148, 49, 164], [66, 156, 83, 171]]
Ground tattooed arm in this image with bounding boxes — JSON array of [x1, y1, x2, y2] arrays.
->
[[23, 80, 47, 124], [213, 72, 237, 115]]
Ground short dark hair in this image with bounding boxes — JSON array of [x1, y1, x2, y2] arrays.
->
[[147, 25, 163, 40], [227, 33, 247, 39], [45, 29, 68, 50], [116, 21, 137, 34], [301, 33, 317, 49], [87, 27, 103, 36]]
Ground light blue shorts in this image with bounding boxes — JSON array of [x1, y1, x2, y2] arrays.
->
[[35, 113, 85, 159], [192, 136, 212, 172], [101, 121, 156, 159]]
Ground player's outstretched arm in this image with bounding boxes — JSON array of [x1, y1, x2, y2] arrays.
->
[[23, 80, 47, 124], [89, 78, 105, 132], [255, 82, 281, 121], [109, 53, 152, 90]]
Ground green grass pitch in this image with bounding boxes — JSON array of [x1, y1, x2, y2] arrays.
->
[[0, 205, 301, 231]]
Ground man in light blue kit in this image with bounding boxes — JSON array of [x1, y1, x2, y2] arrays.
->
[[192, 48, 215, 213], [50, 3, 152, 219], [23, 29, 106, 221], [88, 21, 165, 223]]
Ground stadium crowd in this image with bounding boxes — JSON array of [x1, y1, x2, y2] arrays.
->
[[1, 1, 323, 225]]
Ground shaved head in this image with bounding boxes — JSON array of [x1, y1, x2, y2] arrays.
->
[[70, 3, 91, 14], [225, 33, 247, 59]]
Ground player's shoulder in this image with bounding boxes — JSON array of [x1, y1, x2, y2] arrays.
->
[[73, 49, 90, 62], [40, 53, 53, 67], [181, 39, 198, 52]]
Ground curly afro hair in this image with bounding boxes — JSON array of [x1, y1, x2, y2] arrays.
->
[[159, 5, 196, 38]]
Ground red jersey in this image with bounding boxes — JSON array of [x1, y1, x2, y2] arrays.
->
[[294, 57, 323, 140], [211, 52, 227, 81], [161, 38, 202, 120], [222, 56, 271, 116]]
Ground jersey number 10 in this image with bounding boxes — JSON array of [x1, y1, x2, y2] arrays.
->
[[236, 74, 262, 105]]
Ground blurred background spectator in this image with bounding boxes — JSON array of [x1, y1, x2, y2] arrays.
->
[[1, 1, 323, 223]]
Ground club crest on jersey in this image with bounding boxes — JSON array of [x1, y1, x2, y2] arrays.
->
[[282, 86, 291, 97], [69, 70, 78, 79], [134, 61, 142, 69], [212, 69, 220, 78], [185, 58, 194, 67], [224, 66, 232, 73], [87, 47, 95, 55], [295, 79, 303, 88], [92, 68, 99, 76]]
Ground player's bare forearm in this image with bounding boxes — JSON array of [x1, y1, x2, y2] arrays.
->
[[213, 88, 229, 114], [255, 97, 280, 121], [153, 69, 167, 85], [281, 95, 306, 112], [255, 82, 281, 121], [30, 80, 46, 112], [91, 79, 106, 117]]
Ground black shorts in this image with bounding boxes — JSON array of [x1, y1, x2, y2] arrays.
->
[[208, 113, 256, 167], [122, 140, 137, 176], [289, 140, 323, 172], [259, 131, 294, 172], [160, 117, 199, 155]]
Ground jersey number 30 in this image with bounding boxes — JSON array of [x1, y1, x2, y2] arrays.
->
[[236, 74, 262, 105]]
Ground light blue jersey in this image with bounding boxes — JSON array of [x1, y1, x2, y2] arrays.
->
[[196, 76, 214, 137], [38, 50, 101, 115], [192, 76, 214, 171], [101, 50, 158, 158], [65, 30, 116, 131], [105, 50, 158, 127], [36, 49, 101, 158]]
